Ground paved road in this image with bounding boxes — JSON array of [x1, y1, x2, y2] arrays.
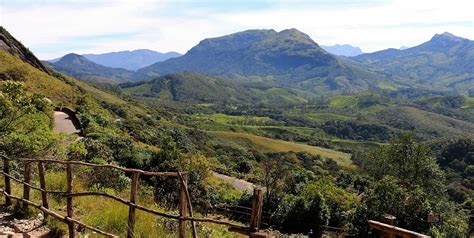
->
[[213, 172, 261, 194], [53, 111, 80, 135]]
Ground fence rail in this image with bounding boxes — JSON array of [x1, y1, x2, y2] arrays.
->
[[0, 155, 267, 238]]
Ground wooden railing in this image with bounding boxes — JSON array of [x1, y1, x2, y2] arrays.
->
[[0, 155, 267, 238], [368, 220, 430, 238]]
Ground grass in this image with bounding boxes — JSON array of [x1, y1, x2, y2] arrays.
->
[[461, 97, 474, 109], [377, 82, 398, 90], [296, 111, 352, 123], [195, 113, 282, 126], [0, 50, 76, 106], [210, 131, 354, 169], [193, 115, 330, 142], [328, 95, 358, 108]]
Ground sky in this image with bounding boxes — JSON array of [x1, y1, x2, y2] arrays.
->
[[1, 0, 473, 59]]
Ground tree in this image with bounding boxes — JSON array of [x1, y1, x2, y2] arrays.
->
[[0, 81, 56, 157], [0, 81, 48, 135], [365, 133, 446, 197], [354, 134, 470, 237], [273, 192, 329, 236], [259, 154, 290, 209]]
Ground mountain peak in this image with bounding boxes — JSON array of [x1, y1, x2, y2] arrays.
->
[[431, 32, 466, 42], [278, 28, 314, 42], [135, 28, 349, 86], [279, 28, 304, 35], [59, 53, 91, 64], [322, 44, 363, 57]]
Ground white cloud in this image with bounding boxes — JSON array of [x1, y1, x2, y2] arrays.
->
[[1, 0, 473, 59]]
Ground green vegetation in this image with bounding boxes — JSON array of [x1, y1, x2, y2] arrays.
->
[[351, 134, 469, 236], [210, 131, 353, 168], [0, 50, 76, 105], [328, 95, 358, 108]]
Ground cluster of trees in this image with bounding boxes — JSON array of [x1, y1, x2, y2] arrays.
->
[[351, 134, 469, 236], [223, 134, 471, 237], [435, 139, 474, 203], [322, 120, 394, 142]]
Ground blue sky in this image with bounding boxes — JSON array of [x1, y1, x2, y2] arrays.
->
[[1, 0, 473, 59]]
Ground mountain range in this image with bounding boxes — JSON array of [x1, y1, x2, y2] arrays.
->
[[49, 49, 181, 71], [353, 32, 474, 94], [47, 28, 474, 95], [82, 49, 181, 70]]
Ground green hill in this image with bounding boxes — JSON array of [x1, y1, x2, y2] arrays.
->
[[48, 53, 134, 84], [121, 72, 309, 105]]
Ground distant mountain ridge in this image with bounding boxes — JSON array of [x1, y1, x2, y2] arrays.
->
[[82, 49, 181, 71], [48, 49, 181, 71], [353, 32, 474, 94], [47, 53, 133, 83], [322, 44, 363, 56]]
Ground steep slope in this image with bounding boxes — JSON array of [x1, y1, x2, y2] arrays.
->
[[353, 32, 474, 94], [48, 53, 133, 83], [322, 44, 363, 57], [82, 49, 181, 71], [0, 48, 76, 105], [134, 29, 380, 93], [0, 26, 50, 73]]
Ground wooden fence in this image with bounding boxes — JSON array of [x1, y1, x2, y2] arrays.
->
[[0, 155, 268, 238], [368, 220, 430, 238]]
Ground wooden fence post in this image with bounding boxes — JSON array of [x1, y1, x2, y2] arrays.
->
[[3, 157, 11, 206], [179, 173, 189, 238], [66, 164, 75, 238], [178, 172, 197, 238], [23, 162, 31, 209], [250, 188, 263, 231], [127, 172, 139, 238], [38, 162, 49, 218]]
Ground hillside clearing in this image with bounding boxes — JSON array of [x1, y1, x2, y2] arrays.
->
[[210, 131, 354, 169]]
